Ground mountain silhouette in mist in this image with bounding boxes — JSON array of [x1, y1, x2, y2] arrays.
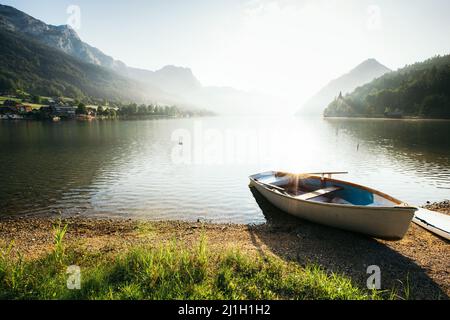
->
[[296, 59, 391, 116]]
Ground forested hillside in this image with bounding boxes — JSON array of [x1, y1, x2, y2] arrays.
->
[[0, 29, 148, 102], [324, 55, 450, 118]]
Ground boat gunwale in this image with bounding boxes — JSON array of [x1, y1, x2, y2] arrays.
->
[[249, 171, 417, 212]]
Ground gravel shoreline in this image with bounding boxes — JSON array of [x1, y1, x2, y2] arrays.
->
[[0, 201, 449, 300], [424, 200, 450, 215]]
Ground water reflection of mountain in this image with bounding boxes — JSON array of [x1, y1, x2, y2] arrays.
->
[[324, 118, 450, 169], [0, 121, 132, 216]]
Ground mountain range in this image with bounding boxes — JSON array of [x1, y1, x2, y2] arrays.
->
[[296, 59, 392, 116], [7, 4, 439, 117], [0, 4, 280, 114]]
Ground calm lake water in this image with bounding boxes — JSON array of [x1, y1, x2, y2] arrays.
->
[[0, 117, 449, 224]]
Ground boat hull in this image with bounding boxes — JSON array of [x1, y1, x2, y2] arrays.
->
[[250, 179, 416, 240]]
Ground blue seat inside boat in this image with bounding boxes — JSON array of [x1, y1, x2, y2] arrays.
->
[[304, 178, 374, 206]]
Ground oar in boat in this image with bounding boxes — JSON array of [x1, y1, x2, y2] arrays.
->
[[257, 172, 348, 193], [297, 172, 349, 179]]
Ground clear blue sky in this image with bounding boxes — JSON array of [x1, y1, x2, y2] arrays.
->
[[2, 0, 450, 105]]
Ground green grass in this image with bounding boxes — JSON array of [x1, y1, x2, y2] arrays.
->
[[22, 103, 46, 109], [0, 93, 75, 110], [0, 224, 394, 300], [0, 96, 45, 109], [0, 96, 21, 102]]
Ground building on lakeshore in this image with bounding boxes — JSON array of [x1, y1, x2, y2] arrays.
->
[[40, 105, 77, 119]]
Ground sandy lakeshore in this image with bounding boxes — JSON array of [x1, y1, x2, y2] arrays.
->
[[0, 201, 448, 300]]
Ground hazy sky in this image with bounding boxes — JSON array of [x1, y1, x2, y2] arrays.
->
[[3, 0, 450, 105]]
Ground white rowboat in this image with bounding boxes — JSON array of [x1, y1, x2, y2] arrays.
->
[[249, 171, 417, 240]]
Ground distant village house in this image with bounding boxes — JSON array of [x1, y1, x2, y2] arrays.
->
[[40, 104, 77, 119]]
